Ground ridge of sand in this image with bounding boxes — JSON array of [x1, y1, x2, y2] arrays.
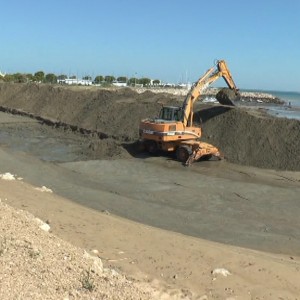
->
[[0, 83, 299, 171]]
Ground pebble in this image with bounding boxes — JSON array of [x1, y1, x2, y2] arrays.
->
[[212, 268, 231, 277]]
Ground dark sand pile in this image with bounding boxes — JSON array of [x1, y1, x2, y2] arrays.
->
[[0, 83, 299, 171], [195, 106, 300, 170]]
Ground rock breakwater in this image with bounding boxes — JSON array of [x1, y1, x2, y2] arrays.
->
[[134, 87, 284, 105]]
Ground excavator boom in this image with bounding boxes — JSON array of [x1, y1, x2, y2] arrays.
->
[[217, 60, 238, 91], [182, 59, 239, 127]]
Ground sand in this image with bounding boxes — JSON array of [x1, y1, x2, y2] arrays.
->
[[0, 83, 300, 299], [1, 177, 300, 299], [0, 83, 299, 170]]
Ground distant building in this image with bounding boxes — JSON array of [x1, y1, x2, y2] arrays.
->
[[150, 79, 161, 86], [176, 83, 192, 89], [112, 81, 127, 87], [57, 78, 92, 85], [163, 83, 176, 88], [0, 70, 6, 77]]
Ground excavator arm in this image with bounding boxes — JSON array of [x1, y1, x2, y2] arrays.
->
[[182, 60, 239, 127]]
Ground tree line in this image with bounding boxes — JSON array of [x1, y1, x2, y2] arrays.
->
[[0, 71, 161, 86]]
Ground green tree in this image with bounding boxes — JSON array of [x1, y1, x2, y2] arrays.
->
[[34, 71, 45, 82], [83, 75, 92, 80], [70, 75, 76, 79], [117, 76, 127, 83], [94, 75, 104, 84], [13, 73, 28, 83], [138, 77, 151, 86], [26, 73, 34, 82], [153, 79, 160, 85], [3, 72, 33, 83], [104, 75, 115, 83], [3, 74, 14, 82], [128, 77, 138, 85], [45, 73, 57, 84], [57, 74, 67, 80]]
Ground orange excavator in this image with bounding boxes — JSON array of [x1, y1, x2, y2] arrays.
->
[[139, 59, 240, 165]]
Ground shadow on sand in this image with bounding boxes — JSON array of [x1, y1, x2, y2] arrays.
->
[[193, 105, 233, 124]]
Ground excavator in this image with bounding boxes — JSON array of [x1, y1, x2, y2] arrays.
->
[[139, 59, 240, 165]]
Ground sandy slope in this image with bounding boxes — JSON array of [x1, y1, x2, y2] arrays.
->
[[0, 83, 299, 171], [1, 178, 300, 299]]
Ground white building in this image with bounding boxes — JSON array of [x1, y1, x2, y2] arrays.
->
[[57, 78, 93, 85], [112, 81, 127, 87]]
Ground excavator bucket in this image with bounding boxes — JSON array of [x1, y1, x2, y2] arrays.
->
[[216, 88, 240, 106], [182, 141, 223, 166]]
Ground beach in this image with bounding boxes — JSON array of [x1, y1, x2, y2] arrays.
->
[[1, 165, 300, 299], [0, 83, 300, 299]]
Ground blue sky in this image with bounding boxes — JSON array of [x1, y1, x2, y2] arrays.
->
[[1, 0, 299, 91]]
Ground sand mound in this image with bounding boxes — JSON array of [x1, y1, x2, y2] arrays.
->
[[0, 201, 157, 299], [0, 83, 299, 170], [196, 106, 300, 170]]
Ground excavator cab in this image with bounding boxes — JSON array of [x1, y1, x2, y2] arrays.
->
[[158, 106, 183, 122]]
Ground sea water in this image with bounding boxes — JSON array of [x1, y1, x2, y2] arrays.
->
[[204, 89, 300, 120], [265, 90, 300, 107], [265, 90, 300, 120], [245, 90, 300, 120]]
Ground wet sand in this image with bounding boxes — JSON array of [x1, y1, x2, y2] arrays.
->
[[1, 112, 300, 256], [1, 162, 300, 299]]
